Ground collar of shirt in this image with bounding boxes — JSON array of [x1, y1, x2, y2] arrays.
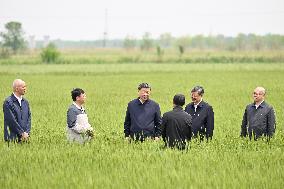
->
[[137, 98, 149, 105], [173, 106, 183, 111], [194, 99, 203, 112], [73, 102, 85, 112], [254, 100, 265, 109], [13, 92, 23, 106]]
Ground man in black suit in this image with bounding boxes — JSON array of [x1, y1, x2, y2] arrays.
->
[[185, 86, 214, 141], [161, 94, 192, 150]]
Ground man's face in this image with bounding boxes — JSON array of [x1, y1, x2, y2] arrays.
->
[[138, 88, 151, 102], [76, 93, 86, 104], [16, 82, 27, 96], [253, 89, 265, 103], [191, 91, 202, 104]]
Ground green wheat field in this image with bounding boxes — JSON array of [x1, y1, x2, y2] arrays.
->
[[0, 63, 284, 188]]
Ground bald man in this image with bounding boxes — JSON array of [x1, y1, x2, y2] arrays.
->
[[241, 87, 276, 140], [3, 79, 31, 142]]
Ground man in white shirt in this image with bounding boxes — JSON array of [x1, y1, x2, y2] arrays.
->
[[3, 79, 31, 142], [66, 88, 94, 143], [241, 87, 276, 140], [185, 86, 214, 141]]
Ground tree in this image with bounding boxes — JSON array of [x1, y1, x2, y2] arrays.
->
[[159, 33, 173, 48], [0, 21, 26, 54], [175, 35, 191, 49], [123, 35, 136, 50], [235, 33, 247, 50], [156, 45, 164, 62], [140, 32, 154, 51], [41, 43, 60, 63]]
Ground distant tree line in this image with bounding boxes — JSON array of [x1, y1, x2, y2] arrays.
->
[[1, 21, 284, 59], [38, 32, 284, 51]]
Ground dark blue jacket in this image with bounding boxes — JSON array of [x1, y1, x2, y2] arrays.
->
[[185, 101, 214, 140], [3, 94, 31, 141], [124, 98, 162, 138]]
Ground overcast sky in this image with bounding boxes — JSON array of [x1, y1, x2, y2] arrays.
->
[[1, 0, 284, 40]]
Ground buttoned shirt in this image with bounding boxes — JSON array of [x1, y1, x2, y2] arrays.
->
[[185, 100, 214, 139], [124, 98, 162, 138], [241, 101, 276, 139], [73, 102, 85, 113], [13, 93, 23, 106]]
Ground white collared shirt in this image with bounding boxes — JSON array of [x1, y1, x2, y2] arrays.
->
[[255, 100, 264, 109], [13, 93, 23, 106], [194, 99, 203, 112], [73, 102, 85, 113], [139, 98, 145, 104]]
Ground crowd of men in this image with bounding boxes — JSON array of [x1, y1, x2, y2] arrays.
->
[[3, 79, 276, 149]]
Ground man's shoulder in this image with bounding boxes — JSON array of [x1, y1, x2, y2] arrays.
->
[[4, 94, 13, 102], [163, 109, 174, 116], [3, 94, 15, 105], [148, 99, 160, 106], [164, 109, 192, 119], [128, 99, 139, 106], [67, 104, 78, 112], [246, 103, 254, 109], [185, 102, 194, 109], [262, 101, 273, 108], [200, 101, 212, 108]]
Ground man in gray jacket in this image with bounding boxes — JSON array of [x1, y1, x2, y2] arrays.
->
[[241, 87, 276, 140], [67, 88, 94, 143]]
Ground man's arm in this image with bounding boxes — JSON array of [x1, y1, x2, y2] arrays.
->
[[154, 104, 162, 137], [161, 114, 167, 142], [240, 108, 248, 137], [187, 116, 192, 141], [67, 108, 77, 128], [124, 104, 131, 138], [267, 107, 276, 137], [26, 101, 31, 134], [3, 100, 24, 136], [206, 105, 214, 139]]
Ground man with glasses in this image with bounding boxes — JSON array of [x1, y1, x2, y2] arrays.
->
[[241, 87, 276, 140], [124, 83, 162, 142]]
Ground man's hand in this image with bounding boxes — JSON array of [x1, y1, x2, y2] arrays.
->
[[86, 128, 94, 137], [21, 132, 29, 141]]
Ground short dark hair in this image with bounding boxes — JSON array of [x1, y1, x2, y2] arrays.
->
[[71, 88, 85, 101], [173, 94, 185, 106], [191, 86, 204, 96], [138, 83, 151, 90]]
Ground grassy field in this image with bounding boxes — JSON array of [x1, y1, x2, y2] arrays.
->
[[0, 63, 284, 188]]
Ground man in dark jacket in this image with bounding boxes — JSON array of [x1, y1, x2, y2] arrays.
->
[[3, 79, 31, 142], [124, 83, 162, 142], [241, 87, 276, 140], [161, 94, 192, 150], [185, 86, 214, 141]]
